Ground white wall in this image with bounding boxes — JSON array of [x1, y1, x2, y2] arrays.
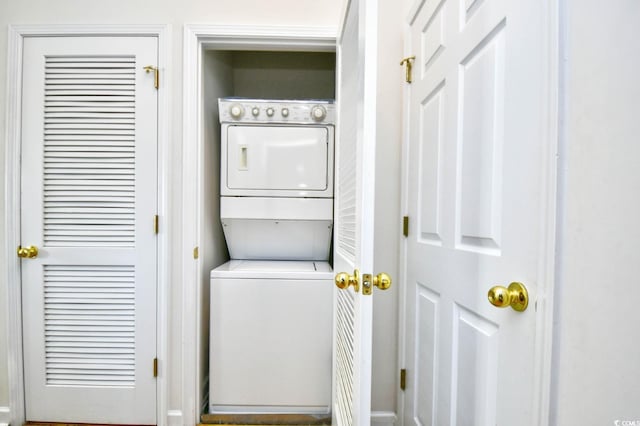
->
[[551, 0, 640, 424], [372, 0, 404, 413]]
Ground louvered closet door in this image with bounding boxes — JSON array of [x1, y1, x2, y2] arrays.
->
[[332, 0, 378, 424], [20, 36, 158, 424]]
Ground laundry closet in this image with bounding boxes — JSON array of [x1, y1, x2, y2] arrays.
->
[[200, 49, 337, 417]]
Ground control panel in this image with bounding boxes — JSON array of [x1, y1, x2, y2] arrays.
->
[[219, 98, 336, 124]]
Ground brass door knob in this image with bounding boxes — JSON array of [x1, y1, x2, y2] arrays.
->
[[373, 272, 391, 290], [335, 269, 360, 293], [488, 282, 528, 312], [17, 245, 39, 259]]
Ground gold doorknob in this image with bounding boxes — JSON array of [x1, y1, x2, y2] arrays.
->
[[488, 282, 528, 312], [373, 272, 392, 290], [335, 269, 360, 293], [17, 245, 39, 259]]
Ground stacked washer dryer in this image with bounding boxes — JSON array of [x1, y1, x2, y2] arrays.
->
[[209, 98, 335, 415]]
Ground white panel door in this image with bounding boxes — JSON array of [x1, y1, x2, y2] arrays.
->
[[402, 0, 551, 424], [332, 0, 379, 424], [20, 36, 158, 424]]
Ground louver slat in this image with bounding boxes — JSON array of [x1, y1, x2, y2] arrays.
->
[[337, 80, 357, 262], [335, 288, 356, 425], [43, 55, 136, 247], [44, 265, 135, 387]]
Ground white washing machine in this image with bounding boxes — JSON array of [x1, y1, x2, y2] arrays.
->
[[209, 260, 333, 414], [210, 99, 336, 415]]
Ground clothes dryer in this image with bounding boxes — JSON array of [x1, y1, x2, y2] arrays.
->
[[218, 98, 335, 260]]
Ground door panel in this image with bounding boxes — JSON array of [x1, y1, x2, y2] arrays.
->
[[20, 36, 158, 424], [403, 0, 549, 424]]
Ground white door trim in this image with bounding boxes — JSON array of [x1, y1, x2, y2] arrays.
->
[[532, 1, 561, 422], [3, 24, 171, 426], [181, 24, 336, 426], [396, 0, 560, 424]]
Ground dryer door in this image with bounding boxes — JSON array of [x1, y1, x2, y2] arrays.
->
[[222, 125, 333, 197]]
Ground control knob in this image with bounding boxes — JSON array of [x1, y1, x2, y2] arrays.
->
[[266, 107, 275, 117], [311, 105, 327, 122], [251, 107, 260, 117], [281, 108, 290, 117], [229, 104, 244, 119]]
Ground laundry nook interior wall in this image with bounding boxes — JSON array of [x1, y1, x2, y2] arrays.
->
[[200, 49, 337, 415]]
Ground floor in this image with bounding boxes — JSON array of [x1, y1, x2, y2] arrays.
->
[[25, 412, 332, 426], [200, 413, 331, 425], [26, 423, 329, 426]]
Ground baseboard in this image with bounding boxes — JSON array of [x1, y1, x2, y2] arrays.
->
[[371, 410, 397, 426], [167, 409, 183, 426], [0, 405, 10, 426]]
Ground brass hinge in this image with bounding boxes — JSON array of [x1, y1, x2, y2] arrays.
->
[[400, 55, 416, 83], [193, 246, 199, 259], [154, 215, 159, 234], [144, 65, 159, 89], [153, 358, 158, 377], [403, 216, 409, 237], [400, 368, 407, 391]]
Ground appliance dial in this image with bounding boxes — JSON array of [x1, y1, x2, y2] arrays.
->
[[251, 107, 260, 117], [281, 108, 290, 117], [229, 104, 244, 119], [266, 107, 275, 117], [311, 105, 327, 122]]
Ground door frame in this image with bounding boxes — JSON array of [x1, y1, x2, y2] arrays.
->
[[181, 24, 337, 425], [3, 24, 171, 426], [396, 0, 561, 423]]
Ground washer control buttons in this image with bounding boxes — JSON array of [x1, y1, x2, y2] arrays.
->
[[229, 104, 244, 119], [311, 105, 327, 122], [251, 107, 260, 117], [281, 108, 290, 117], [266, 107, 275, 117]]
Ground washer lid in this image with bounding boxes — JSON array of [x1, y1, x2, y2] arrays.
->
[[211, 260, 333, 280]]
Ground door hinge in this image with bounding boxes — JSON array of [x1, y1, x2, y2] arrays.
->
[[403, 216, 409, 237], [400, 55, 416, 83], [193, 246, 199, 259], [400, 368, 407, 391], [144, 65, 159, 89], [153, 358, 158, 377], [153, 215, 159, 234]]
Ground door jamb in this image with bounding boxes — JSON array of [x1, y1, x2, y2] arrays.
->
[[181, 24, 337, 426], [3, 24, 172, 426], [396, 0, 560, 424]]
